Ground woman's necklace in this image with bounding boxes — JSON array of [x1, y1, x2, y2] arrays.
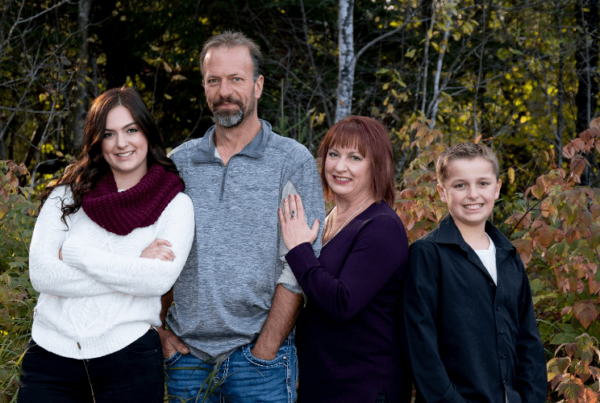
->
[[322, 199, 373, 247]]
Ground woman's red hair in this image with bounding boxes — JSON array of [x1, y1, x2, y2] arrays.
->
[[318, 115, 395, 206]]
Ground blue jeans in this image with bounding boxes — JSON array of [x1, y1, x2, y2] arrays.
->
[[166, 332, 297, 403]]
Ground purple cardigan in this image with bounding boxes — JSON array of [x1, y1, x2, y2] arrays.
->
[[285, 202, 412, 403]]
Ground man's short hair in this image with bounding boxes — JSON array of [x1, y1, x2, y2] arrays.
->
[[436, 142, 500, 185], [199, 30, 263, 82]]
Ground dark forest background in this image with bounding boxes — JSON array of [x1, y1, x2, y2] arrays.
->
[[1, 0, 599, 189]]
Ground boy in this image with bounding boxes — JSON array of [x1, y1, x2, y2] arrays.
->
[[403, 143, 547, 403]]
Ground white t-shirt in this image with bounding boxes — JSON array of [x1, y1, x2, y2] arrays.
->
[[474, 233, 497, 285]]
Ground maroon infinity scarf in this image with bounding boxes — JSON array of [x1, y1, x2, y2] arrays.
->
[[81, 164, 184, 236]]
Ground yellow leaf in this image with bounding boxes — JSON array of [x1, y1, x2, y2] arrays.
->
[[164, 93, 172, 100], [97, 53, 107, 65], [317, 113, 326, 125], [0, 204, 8, 220], [508, 167, 515, 184]]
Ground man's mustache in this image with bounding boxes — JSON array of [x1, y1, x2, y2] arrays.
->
[[212, 96, 243, 109]]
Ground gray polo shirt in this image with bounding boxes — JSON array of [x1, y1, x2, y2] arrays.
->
[[166, 119, 325, 359]]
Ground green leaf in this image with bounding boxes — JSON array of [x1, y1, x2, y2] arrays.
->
[[530, 278, 544, 292], [557, 376, 584, 401], [552, 333, 578, 345]]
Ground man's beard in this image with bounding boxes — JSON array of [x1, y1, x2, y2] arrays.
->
[[212, 95, 255, 128]]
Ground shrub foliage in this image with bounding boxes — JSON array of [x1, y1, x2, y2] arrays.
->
[[0, 120, 599, 401], [396, 119, 600, 402], [0, 161, 39, 403]]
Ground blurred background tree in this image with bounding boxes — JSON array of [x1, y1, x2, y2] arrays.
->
[[1, 0, 598, 189]]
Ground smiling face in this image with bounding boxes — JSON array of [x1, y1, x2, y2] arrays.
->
[[324, 145, 373, 203], [101, 105, 148, 189], [203, 46, 263, 128], [437, 156, 502, 233]]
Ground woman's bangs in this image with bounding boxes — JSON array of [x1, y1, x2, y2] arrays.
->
[[327, 127, 368, 157]]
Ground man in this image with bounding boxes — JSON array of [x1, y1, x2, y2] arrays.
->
[[159, 31, 325, 403]]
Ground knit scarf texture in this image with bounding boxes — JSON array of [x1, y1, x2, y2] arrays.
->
[[82, 164, 184, 236]]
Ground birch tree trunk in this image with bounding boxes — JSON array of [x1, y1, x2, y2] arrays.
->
[[74, 0, 92, 148], [335, 0, 414, 122], [555, 0, 566, 167], [427, 1, 453, 128], [335, 0, 355, 122], [575, 0, 599, 186]]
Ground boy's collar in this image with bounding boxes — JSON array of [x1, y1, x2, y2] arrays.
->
[[434, 214, 515, 251], [434, 214, 517, 283]]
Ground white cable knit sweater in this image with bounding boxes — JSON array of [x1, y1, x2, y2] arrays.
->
[[29, 185, 195, 359]]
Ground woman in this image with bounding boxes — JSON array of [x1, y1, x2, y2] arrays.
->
[[278, 116, 412, 402], [18, 87, 195, 403]]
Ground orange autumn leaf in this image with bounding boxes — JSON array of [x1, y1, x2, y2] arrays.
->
[[512, 239, 532, 266], [574, 300, 599, 329], [579, 388, 600, 403]]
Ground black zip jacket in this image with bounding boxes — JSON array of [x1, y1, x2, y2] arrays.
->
[[403, 215, 547, 403]]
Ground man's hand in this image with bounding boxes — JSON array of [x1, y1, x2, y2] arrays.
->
[[157, 327, 189, 359], [158, 289, 188, 359], [251, 343, 278, 361], [250, 284, 303, 361], [141, 239, 175, 261]]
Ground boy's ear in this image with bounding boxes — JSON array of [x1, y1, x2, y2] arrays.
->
[[494, 179, 502, 199], [436, 184, 447, 203]]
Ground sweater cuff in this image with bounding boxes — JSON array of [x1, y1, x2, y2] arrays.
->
[[61, 239, 86, 269], [285, 242, 319, 280]]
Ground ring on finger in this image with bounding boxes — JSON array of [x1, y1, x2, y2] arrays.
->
[[291, 210, 295, 219]]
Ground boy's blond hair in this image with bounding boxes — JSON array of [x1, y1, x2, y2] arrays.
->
[[436, 142, 500, 185]]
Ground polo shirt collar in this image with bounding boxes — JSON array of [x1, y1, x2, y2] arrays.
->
[[192, 119, 273, 163]]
